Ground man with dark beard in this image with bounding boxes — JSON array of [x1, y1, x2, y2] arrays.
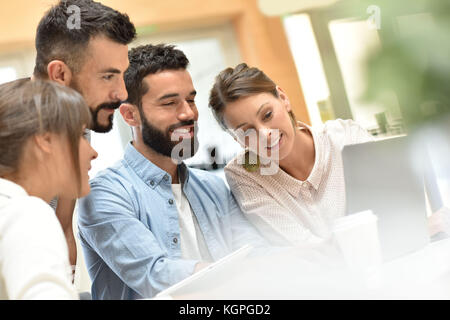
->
[[77, 44, 267, 300], [32, 0, 136, 274]]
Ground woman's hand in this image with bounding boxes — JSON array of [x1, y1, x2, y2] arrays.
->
[[428, 206, 450, 238]]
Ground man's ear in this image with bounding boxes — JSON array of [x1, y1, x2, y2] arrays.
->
[[120, 103, 141, 127], [47, 60, 73, 86]]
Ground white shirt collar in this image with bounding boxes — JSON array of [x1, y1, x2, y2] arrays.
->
[[304, 123, 330, 191], [0, 178, 28, 199]]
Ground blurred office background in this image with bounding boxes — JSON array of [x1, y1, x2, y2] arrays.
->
[[1, 0, 448, 205], [0, 0, 405, 176]]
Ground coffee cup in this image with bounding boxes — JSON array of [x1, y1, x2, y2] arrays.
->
[[332, 210, 383, 271]]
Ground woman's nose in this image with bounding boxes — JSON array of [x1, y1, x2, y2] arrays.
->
[[259, 127, 272, 140], [91, 145, 98, 160]]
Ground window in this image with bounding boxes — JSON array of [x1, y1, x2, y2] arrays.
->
[[0, 67, 17, 84], [283, 11, 404, 137], [283, 14, 330, 127]]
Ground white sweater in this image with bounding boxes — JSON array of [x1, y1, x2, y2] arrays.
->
[[0, 178, 78, 299]]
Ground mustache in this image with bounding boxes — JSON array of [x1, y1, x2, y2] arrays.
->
[[168, 120, 196, 132], [96, 101, 122, 111]]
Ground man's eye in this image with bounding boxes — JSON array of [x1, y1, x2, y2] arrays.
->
[[103, 75, 114, 80], [162, 101, 175, 106]]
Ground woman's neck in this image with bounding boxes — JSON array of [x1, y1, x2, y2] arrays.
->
[[279, 125, 316, 181], [2, 170, 54, 203]]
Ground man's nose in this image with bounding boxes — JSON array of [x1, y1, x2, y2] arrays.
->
[[178, 100, 196, 121], [111, 78, 128, 102]]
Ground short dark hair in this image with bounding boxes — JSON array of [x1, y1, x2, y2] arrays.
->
[[34, 0, 136, 78], [124, 44, 189, 111]]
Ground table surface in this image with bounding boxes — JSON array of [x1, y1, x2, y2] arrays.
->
[[167, 238, 450, 300]]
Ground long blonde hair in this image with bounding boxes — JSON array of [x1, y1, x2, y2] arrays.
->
[[0, 78, 91, 191]]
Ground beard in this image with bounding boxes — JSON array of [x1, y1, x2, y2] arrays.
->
[[141, 112, 199, 162], [89, 101, 121, 133], [69, 78, 120, 133]]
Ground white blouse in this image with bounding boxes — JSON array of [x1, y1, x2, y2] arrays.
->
[[225, 119, 374, 246], [0, 178, 78, 299]]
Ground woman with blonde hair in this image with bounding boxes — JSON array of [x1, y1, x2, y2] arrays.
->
[[0, 79, 98, 299], [209, 63, 373, 247]]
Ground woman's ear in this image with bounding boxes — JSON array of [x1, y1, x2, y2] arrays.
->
[[47, 60, 73, 86], [276, 86, 291, 112], [120, 103, 141, 127], [33, 133, 53, 155], [30, 133, 55, 165]]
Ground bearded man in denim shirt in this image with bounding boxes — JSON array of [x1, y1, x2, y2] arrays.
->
[[77, 44, 267, 300]]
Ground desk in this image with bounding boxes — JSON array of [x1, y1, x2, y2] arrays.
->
[[365, 237, 450, 299], [170, 239, 450, 299]]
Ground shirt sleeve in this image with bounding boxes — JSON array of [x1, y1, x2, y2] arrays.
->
[[225, 165, 326, 247], [77, 177, 199, 298], [1, 198, 78, 300], [226, 190, 269, 252]]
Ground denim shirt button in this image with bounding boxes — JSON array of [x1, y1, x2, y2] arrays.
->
[[149, 180, 155, 186], [173, 237, 178, 244], [163, 175, 169, 181], [168, 199, 174, 205]]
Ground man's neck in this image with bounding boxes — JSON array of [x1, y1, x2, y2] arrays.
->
[[133, 140, 179, 184]]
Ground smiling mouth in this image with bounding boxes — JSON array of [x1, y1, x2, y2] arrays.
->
[[266, 133, 282, 150], [170, 126, 194, 139]]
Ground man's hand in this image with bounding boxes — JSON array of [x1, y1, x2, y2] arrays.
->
[[194, 262, 211, 273]]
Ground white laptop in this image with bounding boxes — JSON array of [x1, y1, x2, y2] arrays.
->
[[342, 136, 430, 262], [156, 244, 253, 298]]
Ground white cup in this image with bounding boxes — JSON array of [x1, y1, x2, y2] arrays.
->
[[332, 210, 383, 271]]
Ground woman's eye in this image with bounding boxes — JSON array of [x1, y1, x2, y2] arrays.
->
[[263, 111, 272, 120]]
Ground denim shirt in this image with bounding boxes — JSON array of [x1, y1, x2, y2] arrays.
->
[[77, 143, 266, 300]]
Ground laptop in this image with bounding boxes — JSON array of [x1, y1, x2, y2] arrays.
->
[[155, 244, 253, 298], [342, 136, 429, 262]]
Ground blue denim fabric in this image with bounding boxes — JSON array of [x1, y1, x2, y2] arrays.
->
[[78, 143, 266, 299]]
